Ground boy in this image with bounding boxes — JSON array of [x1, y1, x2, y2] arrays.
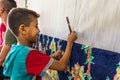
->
[[3, 8, 77, 80], [0, 0, 17, 79], [0, 0, 17, 66]]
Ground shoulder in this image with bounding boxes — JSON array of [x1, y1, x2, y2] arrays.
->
[[27, 49, 50, 61], [0, 22, 6, 31], [28, 49, 44, 56], [5, 29, 17, 45], [5, 29, 14, 36]]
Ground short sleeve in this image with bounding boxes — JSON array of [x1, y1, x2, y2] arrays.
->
[[1, 23, 6, 32], [26, 50, 54, 77], [5, 29, 17, 45]]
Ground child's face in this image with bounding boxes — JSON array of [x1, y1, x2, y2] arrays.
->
[[25, 17, 40, 44]]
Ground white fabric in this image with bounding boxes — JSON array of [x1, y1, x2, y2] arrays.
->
[[27, 0, 120, 53]]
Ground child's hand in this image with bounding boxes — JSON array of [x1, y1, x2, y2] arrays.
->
[[50, 50, 63, 60], [67, 31, 77, 43]]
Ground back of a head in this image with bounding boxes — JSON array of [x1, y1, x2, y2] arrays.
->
[[8, 8, 40, 36], [0, 0, 17, 13]]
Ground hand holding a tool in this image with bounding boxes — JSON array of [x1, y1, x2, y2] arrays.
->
[[66, 17, 77, 43]]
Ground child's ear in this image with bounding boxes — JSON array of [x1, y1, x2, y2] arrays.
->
[[0, 7, 5, 13], [19, 24, 26, 35]]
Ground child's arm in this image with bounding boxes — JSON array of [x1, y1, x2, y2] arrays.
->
[[49, 31, 77, 71], [25, 31, 77, 75]]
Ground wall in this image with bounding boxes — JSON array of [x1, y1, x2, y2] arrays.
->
[[15, 0, 25, 8]]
